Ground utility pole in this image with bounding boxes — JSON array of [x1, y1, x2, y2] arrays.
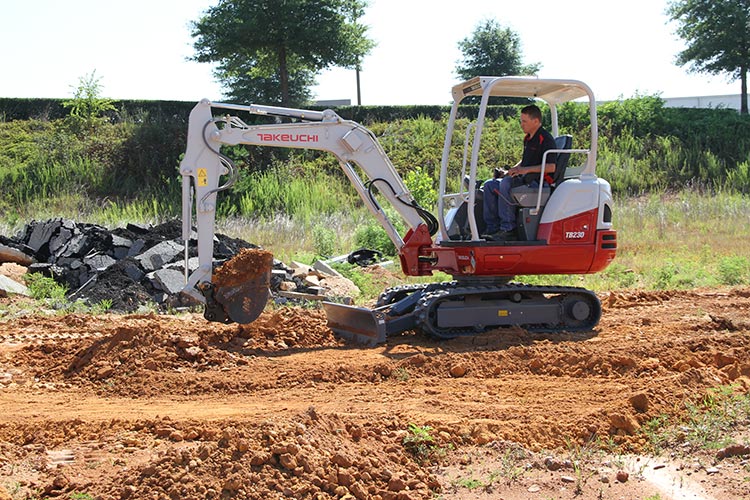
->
[[356, 65, 362, 105]]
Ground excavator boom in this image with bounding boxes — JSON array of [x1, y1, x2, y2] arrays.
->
[[179, 100, 436, 327]]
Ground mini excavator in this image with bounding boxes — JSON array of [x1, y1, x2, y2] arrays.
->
[[179, 77, 617, 345]]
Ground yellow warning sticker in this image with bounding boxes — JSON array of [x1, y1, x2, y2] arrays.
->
[[197, 168, 208, 187], [497, 310, 509, 317]]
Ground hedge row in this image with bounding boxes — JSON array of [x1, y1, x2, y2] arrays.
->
[[0, 97, 521, 124], [0, 98, 197, 122]]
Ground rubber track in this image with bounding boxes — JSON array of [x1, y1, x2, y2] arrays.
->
[[376, 282, 454, 307], [413, 283, 602, 339]]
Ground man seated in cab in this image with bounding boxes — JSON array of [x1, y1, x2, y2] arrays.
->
[[482, 104, 557, 241]]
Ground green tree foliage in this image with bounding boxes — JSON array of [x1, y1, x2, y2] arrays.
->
[[668, 0, 750, 114], [62, 71, 115, 132], [190, 0, 375, 106], [455, 19, 540, 81]]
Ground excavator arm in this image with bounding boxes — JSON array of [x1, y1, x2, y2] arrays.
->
[[179, 99, 435, 321]]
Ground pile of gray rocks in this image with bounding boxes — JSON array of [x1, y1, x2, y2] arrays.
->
[[0, 218, 253, 312], [0, 218, 361, 313]]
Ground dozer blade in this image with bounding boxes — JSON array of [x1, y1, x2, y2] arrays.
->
[[322, 302, 387, 346], [206, 248, 274, 324]]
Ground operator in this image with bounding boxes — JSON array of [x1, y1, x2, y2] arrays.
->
[[482, 104, 557, 241]]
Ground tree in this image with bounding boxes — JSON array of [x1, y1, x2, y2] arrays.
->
[[668, 0, 750, 115], [62, 70, 116, 132], [455, 19, 540, 81], [191, 0, 374, 107]]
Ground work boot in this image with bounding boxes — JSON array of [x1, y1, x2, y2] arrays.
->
[[482, 230, 516, 241]]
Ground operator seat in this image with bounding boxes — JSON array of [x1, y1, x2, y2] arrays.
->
[[510, 134, 572, 207]]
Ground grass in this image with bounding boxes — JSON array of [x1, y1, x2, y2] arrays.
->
[[23, 273, 68, 301], [10, 187, 744, 302], [210, 189, 750, 296], [402, 423, 449, 464], [640, 384, 750, 455]]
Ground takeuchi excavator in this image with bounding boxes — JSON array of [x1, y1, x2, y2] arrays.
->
[[179, 76, 617, 345]]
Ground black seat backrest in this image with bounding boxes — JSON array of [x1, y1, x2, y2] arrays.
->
[[552, 135, 573, 187]]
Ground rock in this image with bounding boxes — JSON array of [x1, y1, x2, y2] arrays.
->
[[544, 456, 566, 471], [250, 452, 270, 466], [289, 261, 314, 276], [387, 477, 407, 492], [124, 222, 151, 234], [560, 475, 576, 483], [715, 353, 739, 368], [332, 452, 353, 468], [151, 268, 187, 295], [127, 239, 146, 257], [0, 274, 29, 297], [83, 254, 116, 271], [349, 481, 369, 500], [303, 274, 321, 287], [0, 244, 33, 265], [609, 413, 640, 434], [26, 219, 62, 255], [616, 470, 629, 482], [705, 466, 720, 474], [449, 364, 467, 378], [96, 366, 115, 379], [135, 241, 184, 272], [110, 234, 133, 250], [401, 353, 428, 367], [155, 427, 175, 437], [337, 470, 355, 487], [0, 262, 27, 284], [223, 476, 243, 492], [716, 443, 750, 460], [319, 275, 359, 297], [312, 259, 343, 277], [279, 453, 297, 470], [235, 439, 250, 452], [629, 392, 650, 412]]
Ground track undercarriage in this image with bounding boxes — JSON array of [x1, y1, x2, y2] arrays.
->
[[323, 279, 602, 345]]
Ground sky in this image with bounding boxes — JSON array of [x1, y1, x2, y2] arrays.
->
[[0, 0, 742, 105]]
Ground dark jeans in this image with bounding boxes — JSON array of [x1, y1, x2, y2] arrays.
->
[[482, 176, 539, 233]]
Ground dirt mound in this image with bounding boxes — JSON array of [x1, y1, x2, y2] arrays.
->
[[3, 307, 340, 397], [1, 288, 750, 499]]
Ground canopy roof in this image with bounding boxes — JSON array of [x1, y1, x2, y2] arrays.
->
[[454, 76, 593, 105]]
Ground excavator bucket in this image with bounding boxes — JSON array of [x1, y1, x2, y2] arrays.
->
[[209, 248, 274, 324]]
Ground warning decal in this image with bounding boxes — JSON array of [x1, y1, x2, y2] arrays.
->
[[197, 168, 208, 187]]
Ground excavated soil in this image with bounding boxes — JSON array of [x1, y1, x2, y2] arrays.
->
[[213, 249, 274, 288], [0, 287, 749, 499]]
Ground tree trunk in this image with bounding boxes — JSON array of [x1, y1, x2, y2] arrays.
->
[[279, 46, 290, 107]]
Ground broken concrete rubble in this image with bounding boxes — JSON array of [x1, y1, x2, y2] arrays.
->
[[0, 218, 359, 313], [0, 274, 29, 297]]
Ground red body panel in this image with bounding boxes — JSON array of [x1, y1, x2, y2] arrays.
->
[[399, 208, 617, 278]]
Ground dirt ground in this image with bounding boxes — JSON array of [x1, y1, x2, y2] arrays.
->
[[0, 283, 749, 499]]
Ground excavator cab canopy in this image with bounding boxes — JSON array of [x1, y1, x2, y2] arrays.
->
[[437, 77, 600, 243]]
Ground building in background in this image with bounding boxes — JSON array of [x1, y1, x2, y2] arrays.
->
[[663, 94, 749, 111]]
